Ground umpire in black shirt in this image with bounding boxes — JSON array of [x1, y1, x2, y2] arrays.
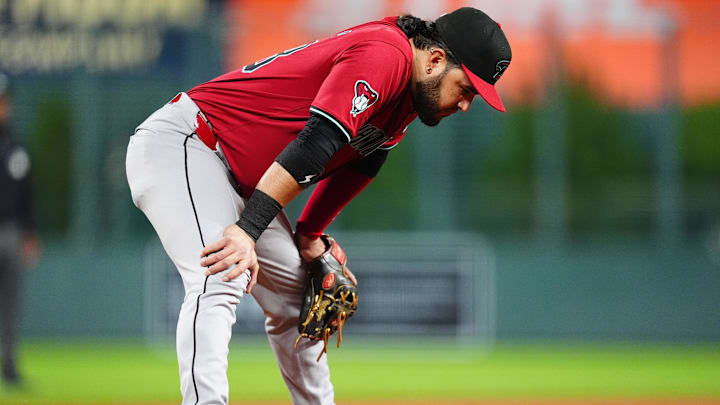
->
[[0, 73, 40, 388]]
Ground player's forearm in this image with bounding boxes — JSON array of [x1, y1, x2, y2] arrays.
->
[[235, 113, 347, 242], [256, 162, 303, 206], [234, 162, 301, 242], [295, 150, 388, 239], [295, 166, 374, 239]]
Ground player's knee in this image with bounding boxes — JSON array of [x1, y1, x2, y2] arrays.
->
[[264, 309, 301, 335]]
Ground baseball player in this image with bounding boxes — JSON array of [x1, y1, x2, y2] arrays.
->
[[0, 72, 40, 388], [126, 7, 511, 405]]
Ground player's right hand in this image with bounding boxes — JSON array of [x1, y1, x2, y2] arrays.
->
[[200, 224, 260, 293]]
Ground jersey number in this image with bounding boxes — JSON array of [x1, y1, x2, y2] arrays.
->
[[242, 40, 319, 73]]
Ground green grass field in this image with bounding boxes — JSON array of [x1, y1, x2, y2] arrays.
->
[[1, 339, 719, 404]]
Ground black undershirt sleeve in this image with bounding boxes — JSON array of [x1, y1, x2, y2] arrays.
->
[[275, 113, 348, 188]]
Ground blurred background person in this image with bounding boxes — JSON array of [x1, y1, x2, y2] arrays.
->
[[0, 72, 40, 388]]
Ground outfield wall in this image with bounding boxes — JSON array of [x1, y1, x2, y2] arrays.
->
[[20, 235, 720, 341]]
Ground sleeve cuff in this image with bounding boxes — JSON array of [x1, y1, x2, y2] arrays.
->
[[309, 106, 352, 142]]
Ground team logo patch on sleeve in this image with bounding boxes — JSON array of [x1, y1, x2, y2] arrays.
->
[[350, 80, 379, 117], [350, 124, 388, 156]]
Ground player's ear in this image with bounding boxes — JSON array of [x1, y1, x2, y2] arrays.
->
[[427, 47, 447, 74]]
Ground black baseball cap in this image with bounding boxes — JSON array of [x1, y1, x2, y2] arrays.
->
[[436, 7, 512, 112]]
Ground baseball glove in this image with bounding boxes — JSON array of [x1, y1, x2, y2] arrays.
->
[[294, 235, 358, 361]]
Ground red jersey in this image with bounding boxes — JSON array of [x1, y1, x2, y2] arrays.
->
[[188, 17, 417, 198]]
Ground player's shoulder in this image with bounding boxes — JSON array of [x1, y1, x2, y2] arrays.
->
[[335, 17, 412, 61]]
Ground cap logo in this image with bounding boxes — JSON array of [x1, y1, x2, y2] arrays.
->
[[493, 60, 510, 81], [350, 80, 379, 117]]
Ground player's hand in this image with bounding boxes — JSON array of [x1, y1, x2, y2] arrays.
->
[[342, 266, 358, 286], [295, 233, 327, 263], [200, 224, 259, 293], [295, 233, 357, 286]]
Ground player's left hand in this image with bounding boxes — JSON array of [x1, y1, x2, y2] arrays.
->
[[295, 233, 328, 262], [200, 224, 260, 293], [295, 233, 357, 286]]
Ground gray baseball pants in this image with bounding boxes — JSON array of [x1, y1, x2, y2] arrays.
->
[[0, 223, 22, 381], [125, 93, 334, 405]]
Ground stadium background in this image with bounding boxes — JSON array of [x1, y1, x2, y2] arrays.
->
[[1, 0, 718, 403]]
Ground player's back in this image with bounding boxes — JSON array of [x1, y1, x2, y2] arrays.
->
[[187, 17, 414, 197], [188, 17, 412, 137]]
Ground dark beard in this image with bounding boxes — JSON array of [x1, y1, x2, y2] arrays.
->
[[411, 73, 444, 127]]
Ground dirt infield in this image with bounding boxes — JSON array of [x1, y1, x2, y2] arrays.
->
[[112, 398, 720, 405], [41, 397, 720, 405], [349, 400, 720, 405], [113, 400, 720, 405], [339, 400, 720, 405], [39, 399, 720, 405]]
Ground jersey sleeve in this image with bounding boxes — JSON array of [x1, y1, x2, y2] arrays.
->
[[295, 165, 375, 240], [310, 41, 410, 141]]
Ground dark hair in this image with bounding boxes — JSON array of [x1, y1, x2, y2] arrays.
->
[[396, 15, 460, 68]]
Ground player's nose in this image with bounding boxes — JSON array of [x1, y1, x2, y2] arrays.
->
[[458, 97, 472, 113]]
